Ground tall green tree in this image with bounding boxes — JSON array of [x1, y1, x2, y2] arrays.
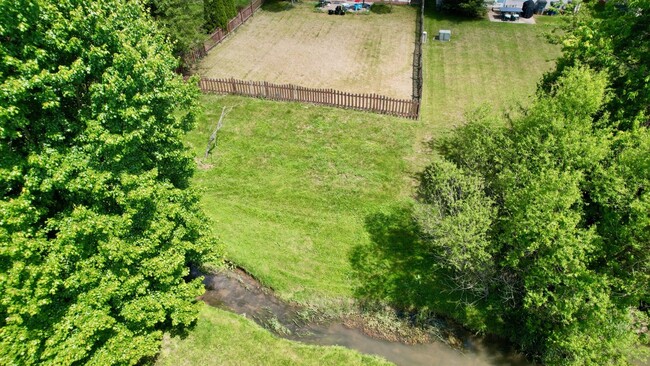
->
[[204, 0, 237, 32], [542, 0, 650, 307], [0, 0, 217, 364], [543, 0, 650, 130], [415, 160, 496, 300], [591, 128, 650, 307], [148, 0, 206, 60], [415, 67, 648, 364]]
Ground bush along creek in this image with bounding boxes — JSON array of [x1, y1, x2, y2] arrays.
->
[[191, 267, 534, 366]]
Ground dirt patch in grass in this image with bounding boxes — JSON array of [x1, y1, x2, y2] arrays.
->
[[197, 3, 417, 99]]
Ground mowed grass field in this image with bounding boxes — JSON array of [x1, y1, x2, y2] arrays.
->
[[417, 14, 561, 166], [421, 14, 561, 123], [189, 9, 562, 303], [186, 96, 418, 302], [158, 9, 563, 365], [197, 3, 416, 98]]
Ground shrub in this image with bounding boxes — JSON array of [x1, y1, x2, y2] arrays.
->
[[262, 0, 295, 12], [370, 2, 392, 13], [204, 0, 238, 31], [443, 0, 487, 18]]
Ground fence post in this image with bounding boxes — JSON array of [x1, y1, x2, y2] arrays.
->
[[229, 78, 236, 94]]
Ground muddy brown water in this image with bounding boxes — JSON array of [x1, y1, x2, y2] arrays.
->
[[197, 269, 533, 366]]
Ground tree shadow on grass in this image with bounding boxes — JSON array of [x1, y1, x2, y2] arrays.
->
[[350, 205, 532, 365], [350, 204, 497, 330], [350, 205, 444, 311]]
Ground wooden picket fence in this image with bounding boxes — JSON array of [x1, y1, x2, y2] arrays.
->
[[199, 78, 420, 119], [185, 0, 264, 65]]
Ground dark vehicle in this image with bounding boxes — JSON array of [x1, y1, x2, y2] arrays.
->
[[328, 5, 346, 15]]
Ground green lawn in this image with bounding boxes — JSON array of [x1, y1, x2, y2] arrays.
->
[[416, 11, 562, 169], [421, 13, 562, 124], [186, 96, 417, 302], [157, 305, 390, 366], [160, 8, 563, 365], [188, 9, 562, 303]]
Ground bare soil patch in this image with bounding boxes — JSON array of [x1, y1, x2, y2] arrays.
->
[[197, 3, 416, 99]]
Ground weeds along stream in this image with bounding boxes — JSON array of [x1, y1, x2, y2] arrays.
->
[[194, 268, 534, 366]]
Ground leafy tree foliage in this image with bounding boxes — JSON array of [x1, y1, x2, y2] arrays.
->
[[0, 0, 216, 364], [415, 67, 648, 364], [147, 0, 206, 60], [542, 0, 650, 307], [415, 161, 496, 299], [591, 129, 650, 306], [543, 0, 650, 129], [204, 0, 237, 32], [442, 0, 487, 18]]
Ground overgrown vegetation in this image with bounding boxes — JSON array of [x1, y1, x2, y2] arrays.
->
[[147, 0, 247, 65], [366, 1, 649, 363], [442, 0, 487, 18], [147, 0, 205, 59], [370, 2, 392, 14], [413, 67, 647, 364], [0, 0, 216, 364], [542, 0, 649, 130], [204, 0, 238, 31]]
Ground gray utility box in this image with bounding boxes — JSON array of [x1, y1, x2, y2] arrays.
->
[[439, 30, 451, 41]]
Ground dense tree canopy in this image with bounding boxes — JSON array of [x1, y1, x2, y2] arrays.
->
[[0, 0, 216, 364], [204, 0, 237, 32], [405, 3, 650, 363], [147, 0, 206, 60], [543, 0, 650, 129], [417, 65, 648, 365]]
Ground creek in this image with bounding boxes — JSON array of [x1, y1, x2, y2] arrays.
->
[[198, 269, 533, 366]]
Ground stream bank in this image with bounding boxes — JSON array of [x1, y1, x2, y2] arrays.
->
[[196, 268, 533, 366]]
